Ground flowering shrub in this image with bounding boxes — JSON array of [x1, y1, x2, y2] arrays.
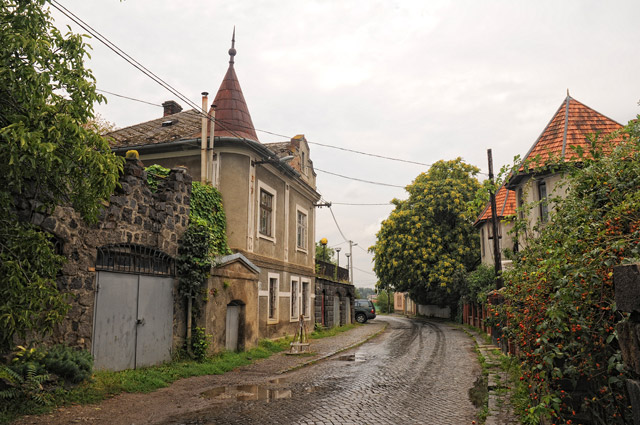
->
[[490, 119, 640, 424]]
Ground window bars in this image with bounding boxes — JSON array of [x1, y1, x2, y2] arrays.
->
[[96, 244, 175, 276]]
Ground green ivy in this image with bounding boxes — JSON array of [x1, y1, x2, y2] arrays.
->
[[191, 327, 211, 361], [189, 182, 232, 258], [176, 182, 231, 304], [145, 164, 171, 192]]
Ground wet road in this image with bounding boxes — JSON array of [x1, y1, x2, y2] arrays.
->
[[165, 316, 481, 425]]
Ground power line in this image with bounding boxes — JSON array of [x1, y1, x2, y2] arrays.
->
[[327, 205, 349, 243], [332, 202, 391, 206], [96, 89, 162, 107], [353, 266, 376, 276], [315, 168, 405, 188], [50, 1, 248, 142]]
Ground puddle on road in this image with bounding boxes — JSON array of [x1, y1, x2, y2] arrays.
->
[[201, 385, 292, 402], [336, 352, 366, 362], [468, 374, 488, 408]]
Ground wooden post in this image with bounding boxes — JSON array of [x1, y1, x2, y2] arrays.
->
[[487, 149, 503, 289]]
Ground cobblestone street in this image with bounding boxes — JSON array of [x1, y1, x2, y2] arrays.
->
[[166, 316, 480, 425]]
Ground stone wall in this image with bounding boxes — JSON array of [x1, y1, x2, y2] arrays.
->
[[614, 264, 640, 425], [315, 278, 355, 328], [38, 158, 191, 351]]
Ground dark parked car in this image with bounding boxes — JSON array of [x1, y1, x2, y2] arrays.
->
[[354, 299, 376, 323]]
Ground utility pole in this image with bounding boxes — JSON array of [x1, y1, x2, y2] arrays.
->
[[487, 149, 503, 289]]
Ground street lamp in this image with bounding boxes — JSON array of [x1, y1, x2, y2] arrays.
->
[[345, 253, 351, 283], [335, 247, 341, 280]]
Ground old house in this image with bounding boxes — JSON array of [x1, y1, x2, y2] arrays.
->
[[475, 94, 623, 264], [107, 36, 321, 344]]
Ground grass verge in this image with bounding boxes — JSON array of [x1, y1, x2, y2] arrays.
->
[[0, 338, 289, 424], [2, 324, 365, 424]]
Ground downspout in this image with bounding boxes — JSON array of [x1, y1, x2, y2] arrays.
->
[[186, 295, 193, 356], [201, 92, 209, 183], [208, 104, 216, 186]]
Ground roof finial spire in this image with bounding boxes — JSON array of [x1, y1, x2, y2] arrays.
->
[[228, 26, 236, 65], [567, 88, 570, 97]]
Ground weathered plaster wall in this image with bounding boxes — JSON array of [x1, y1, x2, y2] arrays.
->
[[38, 158, 191, 351], [199, 259, 259, 353]]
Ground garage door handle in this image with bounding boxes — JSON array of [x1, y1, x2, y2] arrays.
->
[[136, 318, 145, 326]]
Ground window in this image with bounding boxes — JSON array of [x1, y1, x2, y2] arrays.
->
[[517, 188, 524, 220], [260, 189, 273, 237], [296, 209, 307, 250], [480, 228, 485, 257], [538, 181, 548, 223], [302, 280, 310, 317], [268, 276, 278, 320], [291, 278, 299, 319]]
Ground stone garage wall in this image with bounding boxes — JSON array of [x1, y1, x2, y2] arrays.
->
[[315, 278, 355, 328], [38, 158, 191, 351]]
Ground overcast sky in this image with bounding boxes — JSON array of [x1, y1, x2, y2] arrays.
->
[[52, 0, 640, 288]]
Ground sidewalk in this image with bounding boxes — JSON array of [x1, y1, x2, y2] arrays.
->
[[249, 321, 387, 375], [465, 327, 520, 425]]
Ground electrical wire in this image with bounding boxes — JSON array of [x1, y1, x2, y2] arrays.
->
[[327, 205, 349, 243], [315, 168, 405, 188], [331, 202, 391, 206], [50, 0, 248, 142], [96, 89, 162, 107]]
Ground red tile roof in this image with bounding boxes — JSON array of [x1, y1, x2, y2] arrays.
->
[[211, 63, 259, 142], [521, 96, 623, 167], [475, 185, 516, 224]]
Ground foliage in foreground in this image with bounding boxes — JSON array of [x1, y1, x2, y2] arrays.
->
[[490, 119, 640, 424], [370, 158, 482, 307], [0, 0, 124, 351], [0, 339, 289, 423]]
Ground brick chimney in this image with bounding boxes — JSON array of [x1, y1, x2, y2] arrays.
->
[[162, 100, 183, 117]]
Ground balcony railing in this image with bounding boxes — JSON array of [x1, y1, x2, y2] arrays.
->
[[316, 260, 350, 282]]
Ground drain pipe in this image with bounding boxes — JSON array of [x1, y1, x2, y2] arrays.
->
[[186, 294, 193, 356], [207, 104, 216, 186], [200, 92, 209, 183]]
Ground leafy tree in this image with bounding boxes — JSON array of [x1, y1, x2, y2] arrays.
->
[[370, 158, 482, 306], [490, 120, 640, 424], [0, 1, 123, 350], [315, 242, 335, 264], [374, 289, 393, 313]]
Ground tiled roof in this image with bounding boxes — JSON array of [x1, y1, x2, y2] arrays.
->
[[475, 185, 516, 224], [106, 109, 201, 149], [521, 96, 623, 167], [211, 64, 259, 142]]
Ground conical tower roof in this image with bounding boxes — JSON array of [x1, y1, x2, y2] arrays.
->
[[211, 29, 259, 142], [521, 94, 622, 165]]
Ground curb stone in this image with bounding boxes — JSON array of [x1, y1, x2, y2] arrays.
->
[[465, 328, 520, 425]]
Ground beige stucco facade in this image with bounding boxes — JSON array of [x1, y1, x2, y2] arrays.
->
[[134, 135, 320, 342]]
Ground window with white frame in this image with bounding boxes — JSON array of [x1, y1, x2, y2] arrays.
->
[[302, 279, 310, 317], [259, 186, 274, 238], [291, 277, 299, 319], [296, 207, 308, 251], [268, 275, 279, 320]]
